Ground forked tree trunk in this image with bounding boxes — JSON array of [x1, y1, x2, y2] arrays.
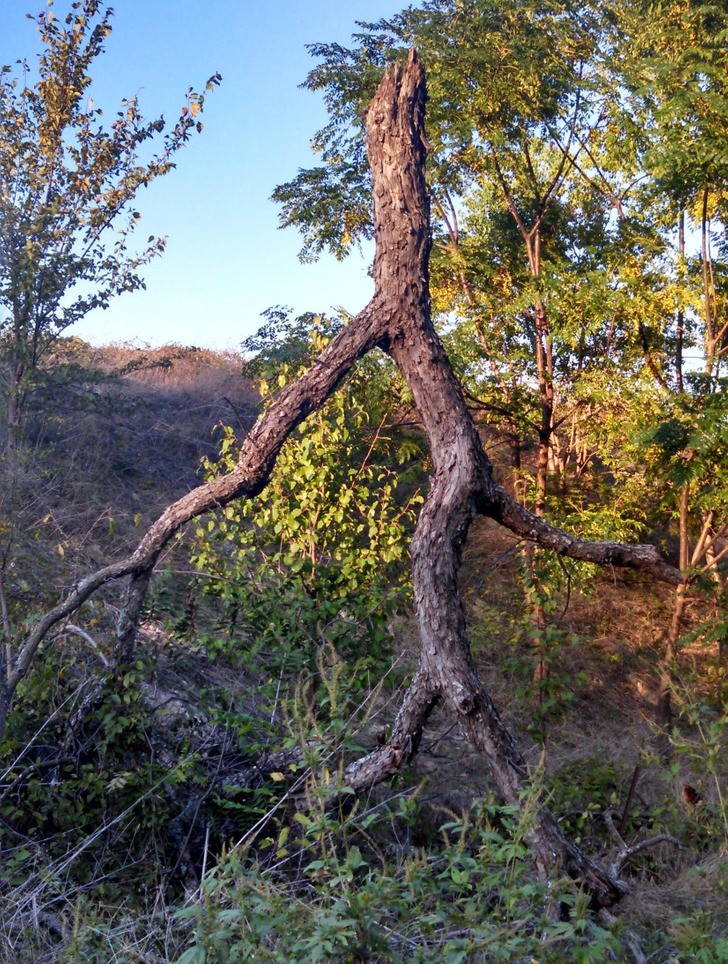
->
[[344, 51, 625, 908], [0, 51, 682, 906]]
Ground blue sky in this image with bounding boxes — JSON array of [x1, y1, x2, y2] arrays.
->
[[1, 1, 402, 350]]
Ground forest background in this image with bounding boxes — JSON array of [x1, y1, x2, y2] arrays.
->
[[0, 0, 726, 961]]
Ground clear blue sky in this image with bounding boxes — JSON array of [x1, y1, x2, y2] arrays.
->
[[1, 1, 402, 350]]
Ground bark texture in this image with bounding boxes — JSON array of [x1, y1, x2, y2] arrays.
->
[[1, 50, 682, 906], [347, 52, 627, 907]]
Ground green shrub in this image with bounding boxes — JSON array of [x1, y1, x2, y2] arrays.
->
[[175, 793, 623, 963]]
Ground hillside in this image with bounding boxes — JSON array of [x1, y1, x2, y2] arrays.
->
[[0, 337, 725, 963]]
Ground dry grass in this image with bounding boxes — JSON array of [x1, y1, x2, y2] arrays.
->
[[1, 343, 725, 962], [619, 853, 728, 957]]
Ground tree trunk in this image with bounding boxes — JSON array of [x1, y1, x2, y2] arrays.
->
[[4, 357, 26, 452], [701, 185, 716, 368], [534, 301, 554, 517], [675, 210, 685, 394], [656, 502, 725, 728], [0, 51, 683, 906], [354, 53, 625, 906]]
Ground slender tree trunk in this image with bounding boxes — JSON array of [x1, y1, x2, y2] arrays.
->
[[534, 301, 554, 518], [0, 570, 11, 685], [528, 255, 552, 690], [657, 485, 690, 729], [676, 210, 685, 394], [701, 185, 716, 369], [656, 500, 726, 727]]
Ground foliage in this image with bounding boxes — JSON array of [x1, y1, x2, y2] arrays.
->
[[469, 553, 592, 745], [242, 307, 345, 378], [668, 688, 728, 847], [190, 327, 422, 683], [274, 0, 728, 543], [176, 793, 622, 963], [622, 0, 728, 204], [1, 646, 166, 846], [0, 0, 220, 442]]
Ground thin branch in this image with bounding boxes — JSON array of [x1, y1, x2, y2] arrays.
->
[[490, 147, 531, 244], [603, 809, 681, 879], [460, 383, 540, 433], [695, 540, 728, 578], [541, 70, 584, 210], [56, 623, 109, 667]]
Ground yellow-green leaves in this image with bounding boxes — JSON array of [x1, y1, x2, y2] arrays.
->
[[191, 345, 422, 676], [0, 1, 219, 438]]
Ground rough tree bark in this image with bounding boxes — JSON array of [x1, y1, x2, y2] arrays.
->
[[0, 51, 682, 907], [346, 51, 628, 907]]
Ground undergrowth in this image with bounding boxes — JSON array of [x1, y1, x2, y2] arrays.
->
[[1, 339, 726, 963]]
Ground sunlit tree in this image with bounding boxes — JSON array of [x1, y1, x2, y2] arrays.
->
[[0, 0, 220, 445]]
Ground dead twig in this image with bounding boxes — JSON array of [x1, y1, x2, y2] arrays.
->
[[56, 623, 109, 667], [603, 808, 681, 879]]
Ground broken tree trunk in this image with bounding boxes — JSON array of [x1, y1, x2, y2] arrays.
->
[[345, 50, 626, 907], [0, 49, 681, 906]]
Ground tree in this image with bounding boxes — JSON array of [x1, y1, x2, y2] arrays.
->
[[275, 0, 728, 727], [603, 0, 728, 723], [0, 0, 220, 445], [275, 0, 674, 703], [274, 0, 614, 512], [0, 52, 682, 908]]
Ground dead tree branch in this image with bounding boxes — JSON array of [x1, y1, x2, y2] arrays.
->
[[604, 809, 681, 879], [0, 50, 682, 909]]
